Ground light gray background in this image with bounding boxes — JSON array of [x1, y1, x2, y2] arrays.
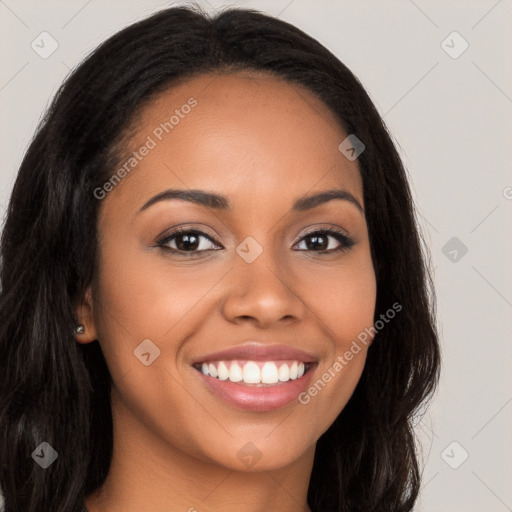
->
[[1, 1, 511, 511]]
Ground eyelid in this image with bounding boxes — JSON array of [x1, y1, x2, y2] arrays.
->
[[298, 223, 351, 239], [156, 223, 219, 241]]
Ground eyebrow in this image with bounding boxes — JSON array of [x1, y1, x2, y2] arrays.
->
[[137, 188, 364, 215]]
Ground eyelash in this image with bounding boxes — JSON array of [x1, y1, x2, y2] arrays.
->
[[156, 226, 355, 257]]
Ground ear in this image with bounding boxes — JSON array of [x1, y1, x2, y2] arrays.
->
[[74, 286, 99, 344]]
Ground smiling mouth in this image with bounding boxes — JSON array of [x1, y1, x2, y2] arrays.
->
[[192, 359, 314, 386]]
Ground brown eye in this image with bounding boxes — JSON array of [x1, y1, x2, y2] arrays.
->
[[158, 228, 221, 256], [294, 228, 355, 254]]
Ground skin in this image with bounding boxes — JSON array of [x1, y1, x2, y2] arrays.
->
[[76, 71, 377, 512]]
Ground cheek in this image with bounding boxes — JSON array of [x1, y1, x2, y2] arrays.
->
[[93, 233, 212, 339], [297, 252, 376, 424], [91, 232, 171, 379], [91, 234, 230, 391], [309, 249, 377, 345]]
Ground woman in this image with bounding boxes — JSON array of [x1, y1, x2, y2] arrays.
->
[[0, 5, 440, 512]]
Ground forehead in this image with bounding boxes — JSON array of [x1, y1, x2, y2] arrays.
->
[[105, 71, 363, 214]]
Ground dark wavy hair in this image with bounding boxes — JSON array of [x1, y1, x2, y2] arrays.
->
[[0, 4, 440, 512]]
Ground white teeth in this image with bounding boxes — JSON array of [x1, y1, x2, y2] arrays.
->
[[242, 361, 261, 383], [228, 362, 243, 382], [197, 360, 309, 385], [278, 363, 290, 381], [217, 361, 229, 380], [289, 361, 298, 379], [208, 363, 218, 378], [261, 362, 279, 384]]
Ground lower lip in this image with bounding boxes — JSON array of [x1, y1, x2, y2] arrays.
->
[[194, 364, 317, 412]]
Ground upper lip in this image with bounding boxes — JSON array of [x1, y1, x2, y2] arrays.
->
[[192, 342, 318, 364]]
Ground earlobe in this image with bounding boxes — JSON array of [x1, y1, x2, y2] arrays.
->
[[74, 286, 99, 343]]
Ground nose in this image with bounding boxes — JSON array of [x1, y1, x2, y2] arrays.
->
[[221, 246, 306, 328]]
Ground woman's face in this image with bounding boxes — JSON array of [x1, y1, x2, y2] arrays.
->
[[81, 71, 377, 471]]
